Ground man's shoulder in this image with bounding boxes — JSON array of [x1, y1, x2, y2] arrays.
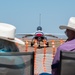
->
[[57, 39, 75, 51]]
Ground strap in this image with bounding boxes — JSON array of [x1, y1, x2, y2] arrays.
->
[[51, 62, 60, 69], [0, 63, 25, 69], [70, 48, 75, 51]]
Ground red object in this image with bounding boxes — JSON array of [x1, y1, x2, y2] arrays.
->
[[36, 33, 43, 37]]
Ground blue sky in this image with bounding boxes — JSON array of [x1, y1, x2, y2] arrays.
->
[[0, 0, 75, 34]]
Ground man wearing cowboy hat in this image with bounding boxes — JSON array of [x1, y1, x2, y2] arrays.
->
[[51, 17, 75, 75], [0, 23, 25, 75]]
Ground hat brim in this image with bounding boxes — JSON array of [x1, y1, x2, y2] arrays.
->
[[0, 36, 25, 45], [59, 25, 75, 31]]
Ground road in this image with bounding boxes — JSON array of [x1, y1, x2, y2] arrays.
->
[[17, 39, 65, 75]]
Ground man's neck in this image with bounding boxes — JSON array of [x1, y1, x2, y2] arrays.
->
[[66, 37, 75, 42]]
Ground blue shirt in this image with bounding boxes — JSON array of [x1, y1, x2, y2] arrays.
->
[[0, 49, 25, 75], [0, 48, 11, 53]]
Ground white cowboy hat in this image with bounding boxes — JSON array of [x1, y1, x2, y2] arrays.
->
[[0, 23, 25, 45], [59, 17, 75, 31]]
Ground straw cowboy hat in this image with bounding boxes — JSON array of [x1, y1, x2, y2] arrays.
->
[[59, 17, 75, 31], [0, 23, 25, 45]]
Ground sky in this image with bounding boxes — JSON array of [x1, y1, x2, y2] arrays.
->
[[0, 0, 75, 35]]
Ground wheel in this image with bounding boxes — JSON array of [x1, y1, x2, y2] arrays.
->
[[31, 42, 34, 47], [38, 45, 40, 48], [46, 42, 49, 47]]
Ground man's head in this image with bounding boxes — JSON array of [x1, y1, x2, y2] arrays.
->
[[59, 17, 75, 40], [65, 29, 75, 40], [0, 23, 25, 45]]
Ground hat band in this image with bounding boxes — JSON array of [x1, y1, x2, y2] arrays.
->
[[0, 36, 14, 40], [7, 38, 14, 40]]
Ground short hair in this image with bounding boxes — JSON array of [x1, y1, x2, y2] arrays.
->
[[0, 39, 19, 52]]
